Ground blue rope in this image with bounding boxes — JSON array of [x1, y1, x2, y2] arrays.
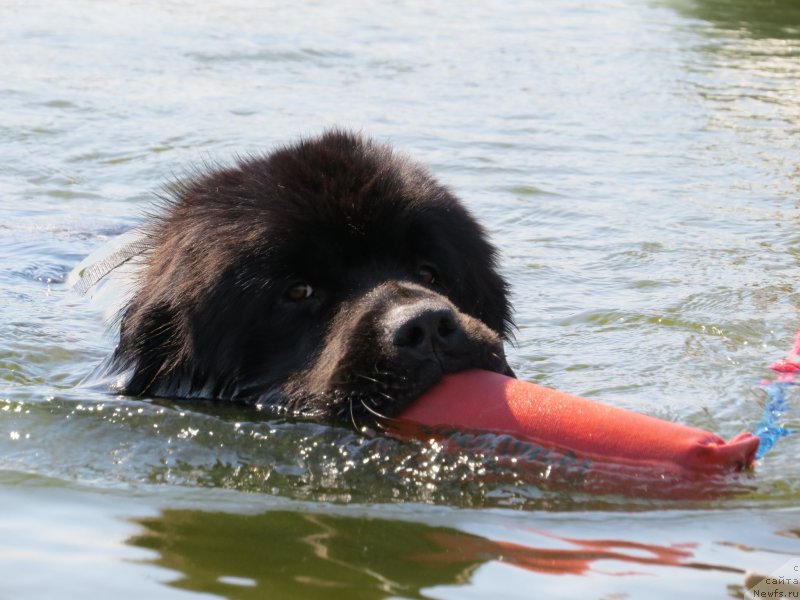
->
[[754, 381, 796, 459]]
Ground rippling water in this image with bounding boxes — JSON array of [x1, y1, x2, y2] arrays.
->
[[1, 0, 799, 597]]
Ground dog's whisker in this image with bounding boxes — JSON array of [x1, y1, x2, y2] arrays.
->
[[355, 373, 381, 384], [370, 362, 407, 378], [348, 396, 359, 431], [360, 398, 393, 421]]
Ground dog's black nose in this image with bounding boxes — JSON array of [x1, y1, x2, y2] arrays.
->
[[389, 304, 465, 358]]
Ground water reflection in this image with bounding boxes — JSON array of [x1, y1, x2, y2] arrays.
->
[[666, 0, 800, 138], [667, 0, 800, 39], [129, 509, 743, 599], [659, 0, 800, 227]]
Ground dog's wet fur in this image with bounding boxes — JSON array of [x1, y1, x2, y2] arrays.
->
[[108, 130, 514, 427]]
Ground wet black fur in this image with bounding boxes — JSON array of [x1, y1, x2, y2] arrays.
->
[[108, 130, 514, 426]]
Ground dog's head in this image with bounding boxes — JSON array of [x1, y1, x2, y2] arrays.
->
[[111, 130, 514, 425]]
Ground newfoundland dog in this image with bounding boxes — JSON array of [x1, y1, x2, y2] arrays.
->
[[99, 130, 514, 427]]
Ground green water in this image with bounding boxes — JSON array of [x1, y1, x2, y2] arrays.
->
[[1, 0, 799, 597]]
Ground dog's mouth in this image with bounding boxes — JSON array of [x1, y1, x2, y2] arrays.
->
[[291, 344, 513, 430]]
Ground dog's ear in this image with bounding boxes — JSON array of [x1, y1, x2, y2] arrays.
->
[[113, 301, 184, 395], [426, 198, 514, 340], [468, 259, 514, 340]]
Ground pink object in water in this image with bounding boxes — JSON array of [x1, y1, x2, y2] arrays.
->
[[396, 370, 759, 497]]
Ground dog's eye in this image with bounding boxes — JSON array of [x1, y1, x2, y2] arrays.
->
[[417, 265, 438, 285], [286, 282, 314, 301]]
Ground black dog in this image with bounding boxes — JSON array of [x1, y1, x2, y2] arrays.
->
[[104, 130, 514, 426]]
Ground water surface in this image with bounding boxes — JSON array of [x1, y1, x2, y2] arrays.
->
[[1, 0, 799, 597]]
